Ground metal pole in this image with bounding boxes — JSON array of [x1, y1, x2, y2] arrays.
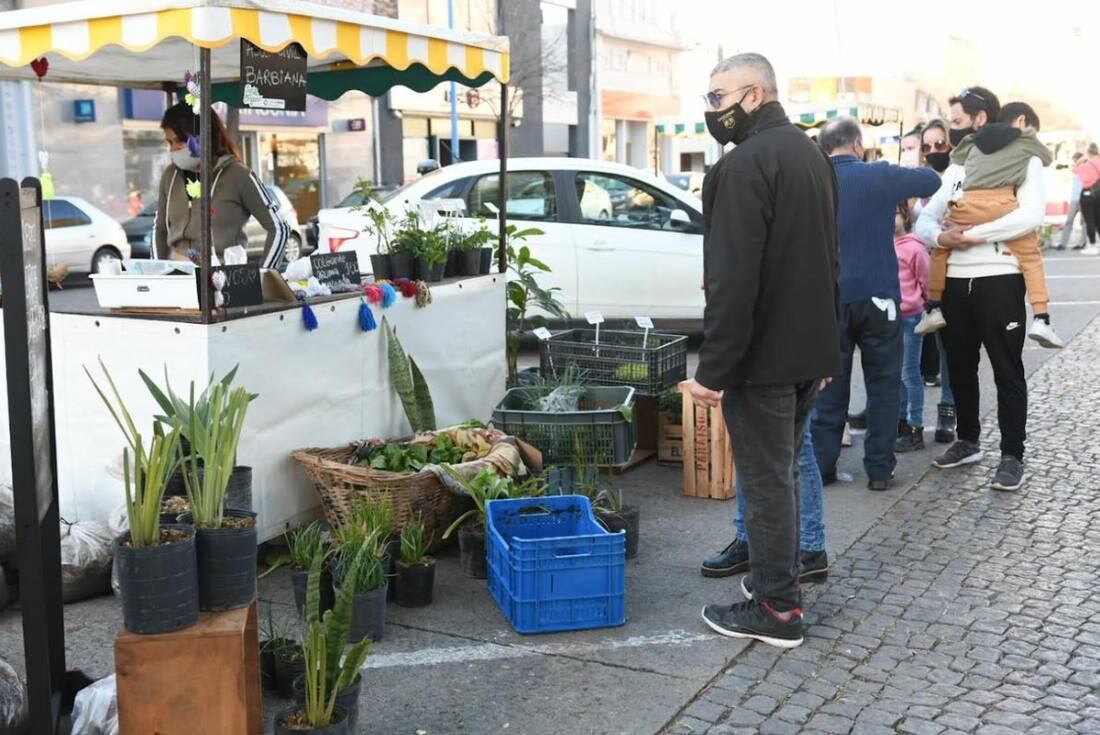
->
[[199, 47, 212, 322], [498, 81, 508, 273], [448, 0, 460, 165]]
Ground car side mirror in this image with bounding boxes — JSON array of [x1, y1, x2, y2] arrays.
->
[[669, 208, 695, 231]]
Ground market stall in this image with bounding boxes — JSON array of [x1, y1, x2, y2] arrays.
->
[[0, 0, 513, 541]]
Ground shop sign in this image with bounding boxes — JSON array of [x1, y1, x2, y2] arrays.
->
[[73, 99, 95, 123], [347, 118, 366, 132], [310, 251, 361, 291], [240, 40, 308, 112], [212, 265, 263, 308]]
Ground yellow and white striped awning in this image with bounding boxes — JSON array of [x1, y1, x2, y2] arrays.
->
[[0, 0, 510, 88]]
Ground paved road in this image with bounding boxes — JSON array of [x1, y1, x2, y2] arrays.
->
[[0, 251, 1096, 734]]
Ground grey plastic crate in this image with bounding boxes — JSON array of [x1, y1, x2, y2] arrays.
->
[[539, 329, 688, 394], [492, 386, 636, 467]]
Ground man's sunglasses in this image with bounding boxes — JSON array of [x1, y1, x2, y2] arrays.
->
[[703, 84, 754, 111], [922, 140, 949, 153], [958, 88, 986, 103]]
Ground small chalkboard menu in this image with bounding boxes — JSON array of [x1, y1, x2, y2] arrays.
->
[[240, 40, 308, 112], [311, 251, 361, 292], [212, 265, 263, 308]]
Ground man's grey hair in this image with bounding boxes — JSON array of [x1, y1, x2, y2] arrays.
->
[[819, 117, 863, 154], [710, 52, 778, 95]]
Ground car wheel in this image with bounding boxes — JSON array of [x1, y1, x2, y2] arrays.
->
[[284, 233, 302, 263], [91, 246, 122, 274]]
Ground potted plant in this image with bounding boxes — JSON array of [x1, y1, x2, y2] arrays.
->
[[175, 378, 257, 611], [396, 514, 435, 608], [260, 607, 294, 692], [275, 641, 305, 701], [389, 210, 421, 279], [356, 184, 394, 279], [351, 495, 398, 601], [86, 361, 199, 635], [288, 522, 334, 618], [505, 225, 568, 385], [334, 530, 388, 642], [414, 224, 447, 282], [442, 218, 463, 278], [459, 220, 494, 276], [442, 468, 546, 579], [591, 483, 639, 559], [274, 550, 372, 735]]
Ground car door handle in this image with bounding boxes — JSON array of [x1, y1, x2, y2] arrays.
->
[[585, 242, 613, 252]]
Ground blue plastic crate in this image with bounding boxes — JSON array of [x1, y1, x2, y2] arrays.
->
[[486, 495, 626, 635]]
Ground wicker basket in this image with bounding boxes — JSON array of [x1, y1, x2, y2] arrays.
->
[[292, 444, 473, 552]]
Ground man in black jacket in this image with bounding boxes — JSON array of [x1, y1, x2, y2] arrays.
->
[[687, 52, 840, 648]]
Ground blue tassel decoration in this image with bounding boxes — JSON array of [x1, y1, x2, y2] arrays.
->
[[359, 300, 377, 331], [380, 282, 397, 309], [302, 302, 319, 331]]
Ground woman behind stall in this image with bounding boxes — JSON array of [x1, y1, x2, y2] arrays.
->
[[154, 102, 289, 269]]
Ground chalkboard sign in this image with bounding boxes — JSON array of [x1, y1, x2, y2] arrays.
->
[[213, 265, 263, 308], [241, 40, 308, 112], [311, 251, 361, 292]]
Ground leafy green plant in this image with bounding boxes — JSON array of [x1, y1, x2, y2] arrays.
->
[[359, 435, 472, 472], [506, 225, 568, 385], [441, 467, 547, 539], [139, 365, 257, 444], [400, 514, 432, 565], [286, 522, 328, 571], [657, 386, 683, 423], [179, 381, 253, 528], [85, 360, 182, 548], [384, 317, 436, 432], [260, 604, 294, 649], [460, 219, 495, 252], [299, 547, 372, 729], [351, 495, 397, 540], [341, 534, 387, 593]]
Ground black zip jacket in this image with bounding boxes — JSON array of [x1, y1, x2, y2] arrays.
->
[[695, 102, 841, 390]]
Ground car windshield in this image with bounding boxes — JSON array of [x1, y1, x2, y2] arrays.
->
[[666, 175, 690, 190], [377, 169, 448, 204]]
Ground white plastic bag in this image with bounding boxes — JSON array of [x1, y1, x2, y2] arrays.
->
[[71, 675, 118, 735], [0, 659, 28, 734], [59, 520, 114, 604], [223, 245, 248, 265], [0, 486, 14, 563], [284, 257, 313, 281]]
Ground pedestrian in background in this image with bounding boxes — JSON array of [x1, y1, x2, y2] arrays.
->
[[1075, 143, 1100, 255], [894, 201, 930, 452], [811, 117, 940, 492], [688, 52, 839, 649], [1057, 152, 1087, 251]]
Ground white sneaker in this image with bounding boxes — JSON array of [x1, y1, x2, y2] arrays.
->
[[1081, 246, 1100, 256], [1028, 319, 1064, 349], [914, 308, 947, 336]]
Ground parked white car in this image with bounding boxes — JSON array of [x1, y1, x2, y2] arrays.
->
[[316, 158, 705, 322], [43, 197, 130, 274]]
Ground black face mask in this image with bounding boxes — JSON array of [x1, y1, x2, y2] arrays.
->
[[705, 89, 757, 146], [948, 127, 974, 147], [926, 151, 951, 173]]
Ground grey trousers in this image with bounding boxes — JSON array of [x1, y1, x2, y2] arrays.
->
[[1058, 198, 1087, 249]]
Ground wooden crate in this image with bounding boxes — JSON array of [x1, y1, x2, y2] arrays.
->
[[679, 383, 735, 500], [115, 602, 262, 735], [657, 411, 683, 464]]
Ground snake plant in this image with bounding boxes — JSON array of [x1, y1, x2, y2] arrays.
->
[[384, 318, 436, 432], [179, 380, 253, 528]]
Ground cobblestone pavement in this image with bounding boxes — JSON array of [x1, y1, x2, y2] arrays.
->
[[664, 317, 1100, 735]]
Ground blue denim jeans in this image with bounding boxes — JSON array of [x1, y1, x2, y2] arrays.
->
[[899, 314, 925, 426], [734, 418, 826, 552]]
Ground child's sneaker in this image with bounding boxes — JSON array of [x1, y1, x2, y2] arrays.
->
[[914, 308, 947, 336], [1028, 318, 1064, 349]]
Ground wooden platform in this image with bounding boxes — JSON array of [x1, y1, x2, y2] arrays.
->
[[115, 602, 262, 735]]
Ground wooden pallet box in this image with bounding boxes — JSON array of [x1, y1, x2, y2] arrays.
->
[[678, 383, 735, 500], [657, 411, 683, 464]]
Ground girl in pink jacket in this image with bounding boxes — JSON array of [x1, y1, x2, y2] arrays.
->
[[896, 201, 930, 453]]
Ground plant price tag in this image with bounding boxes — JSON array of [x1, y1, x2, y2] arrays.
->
[[533, 327, 552, 341], [635, 315, 653, 349], [585, 311, 604, 354]]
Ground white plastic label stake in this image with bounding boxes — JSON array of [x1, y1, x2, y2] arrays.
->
[[533, 327, 552, 341], [585, 311, 605, 325], [635, 316, 653, 349]]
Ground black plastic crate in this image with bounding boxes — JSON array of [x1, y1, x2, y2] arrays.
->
[[492, 386, 636, 467], [539, 329, 688, 394]]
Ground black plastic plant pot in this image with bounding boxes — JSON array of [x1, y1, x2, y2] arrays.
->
[[459, 249, 482, 276], [383, 533, 400, 602], [178, 509, 257, 612], [445, 249, 459, 277], [224, 466, 252, 512], [479, 247, 493, 274], [275, 644, 305, 700], [370, 253, 392, 280], [274, 705, 349, 735], [113, 525, 199, 635], [599, 505, 640, 559], [261, 637, 292, 692], [347, 583, 388, 643], [458, 523, 487, 579], [395, 560, 435, 608], [416, 258, 445, 283], [291, 565, 335, 618], [165, 468, 187, 498], [390, 251, 416, 279], [292, 674, 362, 732]]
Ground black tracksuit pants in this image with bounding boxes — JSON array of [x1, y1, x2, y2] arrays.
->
[[940, 274, 1028, 459], [1081, 189, 1099, 244]]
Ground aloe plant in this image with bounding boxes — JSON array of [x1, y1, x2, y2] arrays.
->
[[85, 359, 182, 547], [286, 522, 328, 570], [179, 380, 253, 528], [139, 365, 257, 443], [300, 547, 372, 728], [441, 467, 546, 539], [350, 495, 396, 540], [384, 318, 436, 432], [400, 514, 432, 565]]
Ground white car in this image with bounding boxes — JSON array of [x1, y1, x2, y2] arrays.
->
[[43, 197, 130, 274], [317, 158, 705, 322]]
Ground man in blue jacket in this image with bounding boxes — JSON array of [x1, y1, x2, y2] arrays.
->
[[811, 118, 941, 491]]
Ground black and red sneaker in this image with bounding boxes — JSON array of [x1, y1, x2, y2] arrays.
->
[[700, 599, 804, 649]]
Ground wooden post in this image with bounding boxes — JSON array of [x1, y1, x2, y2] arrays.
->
[[116, 603, 262, 735]]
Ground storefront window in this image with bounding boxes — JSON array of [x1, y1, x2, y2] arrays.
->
[[122, 128, 171, 220], [257, 133, 322, 220]]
